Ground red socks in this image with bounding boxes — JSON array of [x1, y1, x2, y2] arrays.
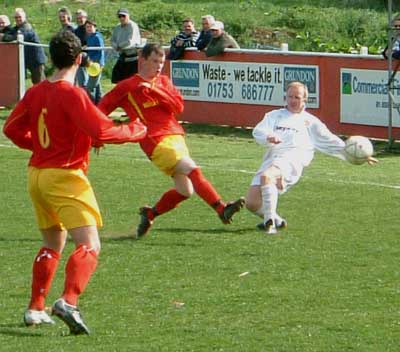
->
[[29, 247, 61, 311], [152, 189, 188, 219], [147, 168, 224, 220], [188, 168, 225, 213], [62, 245, 98, 306]]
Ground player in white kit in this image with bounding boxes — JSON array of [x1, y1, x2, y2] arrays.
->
[[245, 81, 377, 234]]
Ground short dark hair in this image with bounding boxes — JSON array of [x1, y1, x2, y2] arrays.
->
[[58, 6, 72, 21], [49, 30, 82, 69], [183, 17, 194, 24], [85, 19, 97, 27], [140, 43, 164, 59]]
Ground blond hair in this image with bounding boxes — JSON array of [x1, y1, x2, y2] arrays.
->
[[0, 15, 10, 26], [287, 81, 309, 99], [14, 8, 26, 22]]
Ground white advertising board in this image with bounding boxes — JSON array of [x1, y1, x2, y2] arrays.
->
[[171, 60, 320, 108], [340, 68, 400, 127]]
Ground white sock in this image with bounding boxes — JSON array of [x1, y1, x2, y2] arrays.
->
[[261, 183, 278, 225], [255, 206, 282, 223]]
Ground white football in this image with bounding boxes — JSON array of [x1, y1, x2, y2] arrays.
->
[[344, 136, 374, 165]]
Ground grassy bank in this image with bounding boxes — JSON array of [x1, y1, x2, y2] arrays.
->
[[0, 0, 394, 53]]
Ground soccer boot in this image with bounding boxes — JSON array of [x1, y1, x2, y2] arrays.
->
[[264, 219, 278, 235], [256, 218, 287, 231], [52, 299, 90, 335], [136, 206, 154, 239], [219, 197, 245, 224], [24, 309, 55, 326]]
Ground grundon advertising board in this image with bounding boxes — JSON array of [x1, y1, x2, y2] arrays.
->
[[171, 60, 320, 109]]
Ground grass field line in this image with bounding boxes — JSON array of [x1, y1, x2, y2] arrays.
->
[[199, 163, 400, 190], [2, 142, 400, 190]]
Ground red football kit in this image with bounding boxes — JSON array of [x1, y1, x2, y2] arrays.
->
[[3, 80, 146, 173], [98, 74, 184, 157]]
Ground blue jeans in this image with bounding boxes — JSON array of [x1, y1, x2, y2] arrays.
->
[[87, 73, 102, 104], [76, 66, 89, 88]]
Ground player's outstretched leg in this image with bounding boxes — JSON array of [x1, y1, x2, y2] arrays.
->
[[136, 189, 189, 239], [187, 168, 244, 224]]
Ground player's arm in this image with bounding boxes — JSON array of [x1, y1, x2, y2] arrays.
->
[[252, 112, 278, 146], [72, 91, 146, 144], [97, 84, 124, 116], [3, 100, 33, 150], [95, 116, 146, 145], [308, 117, 346, 159]]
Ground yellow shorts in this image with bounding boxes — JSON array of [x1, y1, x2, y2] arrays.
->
[[28, 167, 102, 230], [151, 135, 190, 176]]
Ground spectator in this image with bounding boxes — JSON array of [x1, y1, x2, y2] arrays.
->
[[0, 15, 13, 37], [1, 8, 47, 84], [196, 15, 215, 51], [168, 17, 199, 60], [58, 7, 75, 32], [74, 9, 88, 45], [85, 19, 105, 104], [111, 8, 141, 83], [74, 9, 88, 88], [205, 20, 240, 57], [383, 15, 400, 60]]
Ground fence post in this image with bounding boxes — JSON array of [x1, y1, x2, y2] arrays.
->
[[17, 31, 26, 99]]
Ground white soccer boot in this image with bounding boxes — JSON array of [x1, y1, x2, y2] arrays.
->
[[24, 309, 55, 326]]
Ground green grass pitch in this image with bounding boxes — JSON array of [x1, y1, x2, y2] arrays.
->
[[0, 120, 399, 351]]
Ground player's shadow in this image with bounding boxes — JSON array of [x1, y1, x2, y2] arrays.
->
[[105, 226, 254, 242], [0, 323, 44, 337], [155, 227, 251, 235], [0, 237, 41, 243]]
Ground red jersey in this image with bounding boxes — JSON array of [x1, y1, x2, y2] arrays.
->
[[98, 74, 185, 156], [3, 80, 146, 173]]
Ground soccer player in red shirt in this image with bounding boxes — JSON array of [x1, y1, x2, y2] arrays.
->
[[3, 30, 146, 335], [98, 43, 244, 239]]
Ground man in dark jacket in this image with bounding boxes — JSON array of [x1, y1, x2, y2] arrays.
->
[[205, 20, 239, 57], [383, 15, 400, 60], [74, 9, 88, 88], [0, 15, 13, 36], [2, 8, 47, 84], [196, 15, 215, 51]]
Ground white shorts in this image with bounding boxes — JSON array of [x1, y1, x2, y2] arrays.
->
[[250, 156, 304, 193]]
